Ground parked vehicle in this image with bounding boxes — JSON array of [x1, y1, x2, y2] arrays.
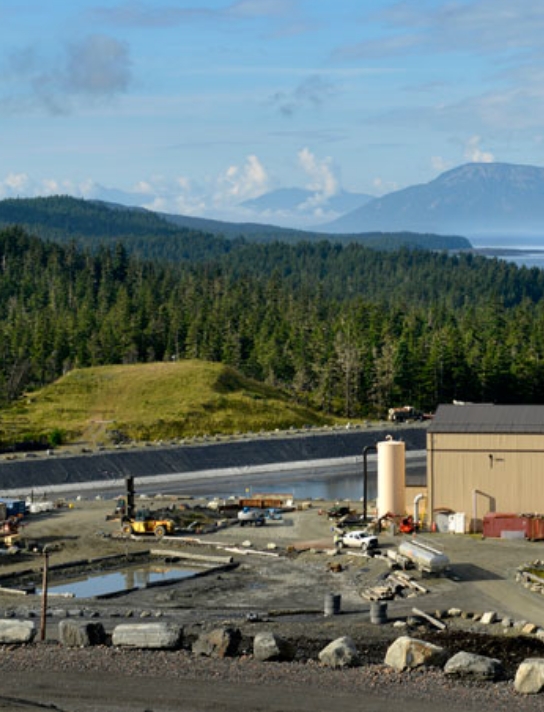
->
[[388, 405, 423, 422], [327, 505, 352, 520], [337, 530, 378, 551], [264, 508, 283, 521], [237, 507, 265, 527], [119, 477, 175, 538], [121, 508, 175, 538]]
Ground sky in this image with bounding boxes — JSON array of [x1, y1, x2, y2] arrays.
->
[[2, 0, 544, 227]]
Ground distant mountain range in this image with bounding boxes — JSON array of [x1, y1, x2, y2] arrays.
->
[[11, 160, 544, 253], [241, 187, 373, 215], [321, 163, 544, 237]]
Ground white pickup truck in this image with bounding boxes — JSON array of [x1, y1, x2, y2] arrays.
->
[[336, 530, 378, 551]]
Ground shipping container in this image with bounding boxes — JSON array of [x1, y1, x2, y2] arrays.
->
[[525, 515, 544, 541], [482, 513, 528, 538]]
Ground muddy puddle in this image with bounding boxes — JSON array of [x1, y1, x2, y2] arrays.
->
[[38, 562, 201, 598]]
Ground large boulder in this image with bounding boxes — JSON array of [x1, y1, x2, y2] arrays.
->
[[112, 623, 182, 650], [58, 620, 106, 648], [515, 658, 544, 694], [385, 636, 448, 671], [318, 636, 359, 669], [0, 619, 35, 644], [192, 627, 241, 658], [444, 651, 504, 681], [253, 631, 295, 662]]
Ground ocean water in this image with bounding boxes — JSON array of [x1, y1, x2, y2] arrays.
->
[[469, 236, 544, 269]]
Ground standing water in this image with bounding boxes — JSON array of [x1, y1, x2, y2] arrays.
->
[[40, 562, 199, 598]]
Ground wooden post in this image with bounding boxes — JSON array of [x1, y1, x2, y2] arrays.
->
[[40, 548, 49, 642]]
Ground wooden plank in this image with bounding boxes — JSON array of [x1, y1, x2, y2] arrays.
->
[[412, 607, 447, 630], [397, 572, 428, 593]]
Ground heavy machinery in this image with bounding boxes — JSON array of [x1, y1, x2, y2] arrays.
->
[[237, 507, 265, 527], [120, 477, 175, 538], [387, 405, 424, 422]]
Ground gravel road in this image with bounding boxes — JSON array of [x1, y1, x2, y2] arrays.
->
[[0, 643, 543, 712]]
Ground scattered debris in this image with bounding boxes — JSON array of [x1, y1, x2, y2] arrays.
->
[[361, 570, 427, 601]]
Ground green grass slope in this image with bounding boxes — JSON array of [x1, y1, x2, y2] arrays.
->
[[1, 360, 337, 448]]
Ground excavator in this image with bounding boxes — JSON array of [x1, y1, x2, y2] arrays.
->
[[119, 477, 175, 538]]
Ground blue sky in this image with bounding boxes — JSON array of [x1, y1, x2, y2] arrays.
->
[[2, 1, 544, 226]]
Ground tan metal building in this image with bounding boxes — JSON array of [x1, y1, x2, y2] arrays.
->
[[427, 404, 544, 532]]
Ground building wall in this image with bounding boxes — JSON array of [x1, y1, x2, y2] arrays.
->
[[427, 432, 544, 531], [405, 485, 428, 519]]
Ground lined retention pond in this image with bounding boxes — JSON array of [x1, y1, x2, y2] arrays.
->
[[39, 562, 201, 599]]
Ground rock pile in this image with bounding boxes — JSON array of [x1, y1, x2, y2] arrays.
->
[[1, 618, 543, 696]]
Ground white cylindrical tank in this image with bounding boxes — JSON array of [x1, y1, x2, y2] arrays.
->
[[377, 439, 405, 518]]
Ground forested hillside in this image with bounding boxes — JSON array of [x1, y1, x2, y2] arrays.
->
[[0, 196, 471, 256], [1, 225, 544, 427]]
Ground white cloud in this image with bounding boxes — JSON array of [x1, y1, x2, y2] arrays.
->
[[214, 154, 269, 204], [0, 174, 86, 198], [0, 150, 343, 227], [372, 177, 398, 195], [464, 135, 494, 163], [298, 147, 338, 199], [132, 180, 155, 195], [3, 172, 30, 193], [431, 156, 451, 173]]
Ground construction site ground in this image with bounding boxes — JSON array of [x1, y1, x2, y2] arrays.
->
[[0, 495, 543, 711]]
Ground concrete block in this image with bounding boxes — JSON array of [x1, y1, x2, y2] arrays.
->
[[112, 622, 182, 649], [480, 611, 497, 625], [0, 619, 35, 644]]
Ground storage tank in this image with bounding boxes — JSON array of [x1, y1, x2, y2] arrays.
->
[[398, 539, 450, 573], [376, 438, 405, 518]]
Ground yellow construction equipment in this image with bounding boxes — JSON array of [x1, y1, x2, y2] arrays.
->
[[120, 477, 175, 538]]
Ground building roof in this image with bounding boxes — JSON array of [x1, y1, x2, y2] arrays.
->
[[427, 404, 544, 434]]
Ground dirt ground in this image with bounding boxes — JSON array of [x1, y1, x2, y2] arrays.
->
[[0, 494, 544, 711], [1, 493, 544, 625]]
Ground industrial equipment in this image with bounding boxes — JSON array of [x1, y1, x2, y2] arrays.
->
[[237, 507, 265, 527], [120, 477, 175, 538], [388, 406, 424, 422], [396, 538, 450, 574]]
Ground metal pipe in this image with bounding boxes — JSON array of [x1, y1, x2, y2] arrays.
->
[[413, 493, 425, 526], [363, 444, 377, 522]]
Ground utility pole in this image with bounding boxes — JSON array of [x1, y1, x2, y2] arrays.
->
[[40, 546, 49, 642], [362, 444, 377, 522]]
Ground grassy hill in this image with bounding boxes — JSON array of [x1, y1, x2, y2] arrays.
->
[[1, 361, 338, 449]]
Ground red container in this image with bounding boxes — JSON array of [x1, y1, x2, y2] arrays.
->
[[482, 513, 528, 538], [525, 516, 544, 541]]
